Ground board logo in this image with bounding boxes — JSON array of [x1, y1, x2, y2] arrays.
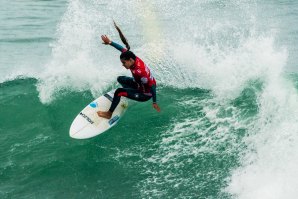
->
[[79, 112, 94, 124], [89, 102, 97, 108], [109, 115, 120, 126]]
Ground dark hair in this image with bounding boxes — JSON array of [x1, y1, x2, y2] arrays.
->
[[120, 51, 136, 61], [114, 21, 130, 51]]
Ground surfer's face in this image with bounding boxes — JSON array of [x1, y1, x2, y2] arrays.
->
[[121, 58, 135, 69]]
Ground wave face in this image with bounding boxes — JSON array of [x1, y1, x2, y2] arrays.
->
[[1, 0, 298, 198]]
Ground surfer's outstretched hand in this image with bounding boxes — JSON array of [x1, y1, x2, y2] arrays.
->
[[101, 35, 111, 45], [153, 103, 161, 112]]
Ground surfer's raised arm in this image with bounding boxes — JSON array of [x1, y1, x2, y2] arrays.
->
[[101, 35, 127, 52], [101, 21, 130, 53]]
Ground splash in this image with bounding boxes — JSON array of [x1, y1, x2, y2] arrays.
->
[[36, 0, 262, 103], [225, 64, 298, 199], [36, 0, 124, 103]]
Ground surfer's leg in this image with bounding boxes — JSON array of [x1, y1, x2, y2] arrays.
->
[[109, 88, 128, 112], [109, 88, 151, 113], [98, 81, 140, 119], [117, 76, 138, 89]]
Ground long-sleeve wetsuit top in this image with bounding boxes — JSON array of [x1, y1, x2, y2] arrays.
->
[[110, 41, 157, 103]]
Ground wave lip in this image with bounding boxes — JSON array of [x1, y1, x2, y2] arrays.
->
[[225, 60, 298, 199]]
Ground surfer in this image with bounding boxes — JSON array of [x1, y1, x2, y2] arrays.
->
[[97, 22, 161, 119]]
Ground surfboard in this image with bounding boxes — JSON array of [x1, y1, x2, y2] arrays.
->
[[69, 90, 128, 139]]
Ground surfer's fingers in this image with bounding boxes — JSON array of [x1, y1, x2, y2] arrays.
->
[[101, 35, 110, 42]]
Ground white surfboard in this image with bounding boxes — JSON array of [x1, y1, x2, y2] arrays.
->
[[69, 90, 128, 139]]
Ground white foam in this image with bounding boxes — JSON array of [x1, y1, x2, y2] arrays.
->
[[36, 0, 262, 103], [36, 0, 127, 103], [223, 35, 298, 198], [170, 36, 287, 99], [226, 75, 298, 199]]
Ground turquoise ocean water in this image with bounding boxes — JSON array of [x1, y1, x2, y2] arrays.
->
[[1, 0, 298, 198]]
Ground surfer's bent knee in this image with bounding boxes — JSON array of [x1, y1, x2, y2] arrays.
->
[[117, 76, 126, 84], [115, 88, 128, 97]]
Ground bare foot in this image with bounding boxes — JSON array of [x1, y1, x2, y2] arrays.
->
[[97, 111, 112, 119]]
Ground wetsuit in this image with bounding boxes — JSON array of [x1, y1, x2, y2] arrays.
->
[[109, 41, 157, 112]]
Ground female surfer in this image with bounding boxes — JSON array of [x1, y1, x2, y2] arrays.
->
[[97, 22, 160, 119]]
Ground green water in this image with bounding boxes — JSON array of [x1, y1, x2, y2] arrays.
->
[[1, 78, 245, 198]]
